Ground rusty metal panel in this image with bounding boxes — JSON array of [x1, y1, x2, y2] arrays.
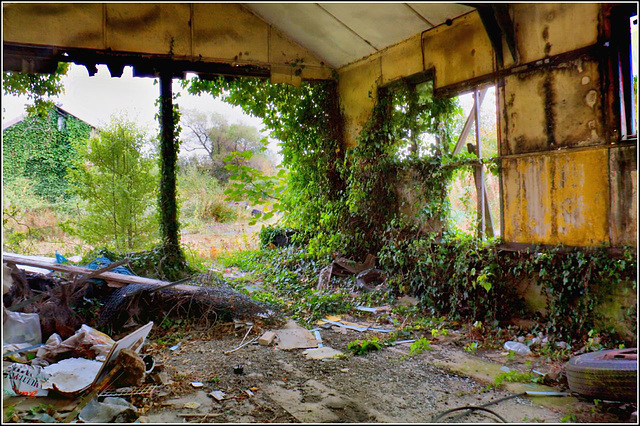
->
[[421, 11, 494, 89], [502, 58, 605, 156], [105, 3, 191, 56], [193, 3, 268, 63], [338, 57, 380, 148], [503, 148, 610, 246], [509, 3, 599, 65], [380, 34, 423, 86], [609, 146, 637, 247], [2, 3, 103, 49]]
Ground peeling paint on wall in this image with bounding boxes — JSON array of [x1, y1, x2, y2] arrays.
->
[[503, 148, 610, 246]]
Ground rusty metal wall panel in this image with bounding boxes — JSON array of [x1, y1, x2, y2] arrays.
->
[[105, 3, 191, 56], [503, 148, 610, 246], [193, 3, 268, 63], [421, 11, 494, 89], [506, 3, 600, 67], [3, 3, 103, 49], [609, 146, 637, 247], [501, 58, 605, 156]]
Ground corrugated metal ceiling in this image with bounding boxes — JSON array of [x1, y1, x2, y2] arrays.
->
[[243, 3, 475, 68]]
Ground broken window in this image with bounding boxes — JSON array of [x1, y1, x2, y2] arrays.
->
[[610, 5, 637, 140], [387, 78, 463, 160], [446, 84, 501, 239]]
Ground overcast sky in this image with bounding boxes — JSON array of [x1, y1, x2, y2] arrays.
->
[[2, 63, 275, 157]]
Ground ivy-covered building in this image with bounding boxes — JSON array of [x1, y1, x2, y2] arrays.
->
[[2, 105, 95, 201]]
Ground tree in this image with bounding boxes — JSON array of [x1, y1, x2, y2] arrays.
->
[[3, 62, 69, 118], [68, 115, 158, 251], [181, 109, 269, 180]]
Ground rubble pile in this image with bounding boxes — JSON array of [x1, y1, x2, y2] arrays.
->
[[2, 254, 279, 423]]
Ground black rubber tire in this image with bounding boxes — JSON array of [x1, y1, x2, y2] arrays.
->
[[565, 349, 637, 401]]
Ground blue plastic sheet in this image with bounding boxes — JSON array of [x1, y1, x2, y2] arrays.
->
[[55, 252, 135, 282]]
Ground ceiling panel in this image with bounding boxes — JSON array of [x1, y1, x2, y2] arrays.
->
[[245, 3, 376, 68], [245, 3, 476, 69], [319, 3, 431, 50], [407, 3, 475, 26]]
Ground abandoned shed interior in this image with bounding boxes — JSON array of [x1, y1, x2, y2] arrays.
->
[[1, 2, 639, 423]]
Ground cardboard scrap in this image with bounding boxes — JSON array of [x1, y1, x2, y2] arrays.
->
[[274, 321, 318, 350], [209, 390, 225, 401]]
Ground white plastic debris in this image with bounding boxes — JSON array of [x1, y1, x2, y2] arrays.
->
[[504, 341, 532, 355], [43, 357, 103, 395], [2, 310, 42, 346], [3, 363, 50, 396], [79, 397, 135, 423]]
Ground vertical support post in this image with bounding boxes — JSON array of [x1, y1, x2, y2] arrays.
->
[[159, 71, 180, 250], [474, 88, 486, 238]]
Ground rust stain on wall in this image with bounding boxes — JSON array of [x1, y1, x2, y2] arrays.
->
[[503, 149, 610, 246], [609, 146, 638, 247]]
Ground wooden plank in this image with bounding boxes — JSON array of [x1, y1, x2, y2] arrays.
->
[[2, 253, 199, 293], [452, 87, 488, 156]]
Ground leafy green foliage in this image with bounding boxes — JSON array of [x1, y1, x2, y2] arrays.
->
[[67, 115, 159, 251], [409, 337, 432, 355], [348, 337, 383, 355], [494, 370, 535, 386], [3, 62, 69, 117]]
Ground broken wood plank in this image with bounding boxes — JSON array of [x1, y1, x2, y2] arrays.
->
[[2, 253, 200, 293]]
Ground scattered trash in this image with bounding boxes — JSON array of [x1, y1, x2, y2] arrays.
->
[[169, 342, 182, 351], [43, 357, 104, 395], [504, 341, 532, 355], [78, 396, 137, 423], [112, 348, 146, 387], [184, 401, 201, 409], [36, 324, 115, 364], [302, 346, 344, 360], [3, 342, 43, 363], [319, 318, 394, 334], [209, 390, 226, 401], [142, 354, 155, 373], [3, 310, 42, 345], [397, 295, 419, 306], [274, 321, 319, 350], [314, 330, 324, 348], [99, 384, 159, 398], [355, 268, 386, 291], [245, 389, 255, 397], [191, 382, 205, 388], [258, 331, 277, 346], [317, 254, 377, 290], [22, 412, 57, 423], [3, 362, 50, 396]]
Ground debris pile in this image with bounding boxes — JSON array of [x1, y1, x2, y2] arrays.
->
[[2, 252, 279, 422]]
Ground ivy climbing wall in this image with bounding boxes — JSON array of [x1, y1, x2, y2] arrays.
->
[[336, 3, 637, 248], [2, 107, 93, 202]]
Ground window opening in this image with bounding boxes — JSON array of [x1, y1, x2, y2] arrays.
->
[[390, 79, 462, 160], [611, 6, 637, 140], [447, 85, 500, 239]]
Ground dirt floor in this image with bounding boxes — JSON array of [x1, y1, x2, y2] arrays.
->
[[138, 323, 620, 424]]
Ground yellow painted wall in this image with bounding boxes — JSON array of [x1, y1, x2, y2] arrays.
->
[[336, 3, 634, 247], [2, 3, 333, 80], [502, 149, 610, 246]]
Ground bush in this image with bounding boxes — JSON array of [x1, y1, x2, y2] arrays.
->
[[178, 166, 239, 225]]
